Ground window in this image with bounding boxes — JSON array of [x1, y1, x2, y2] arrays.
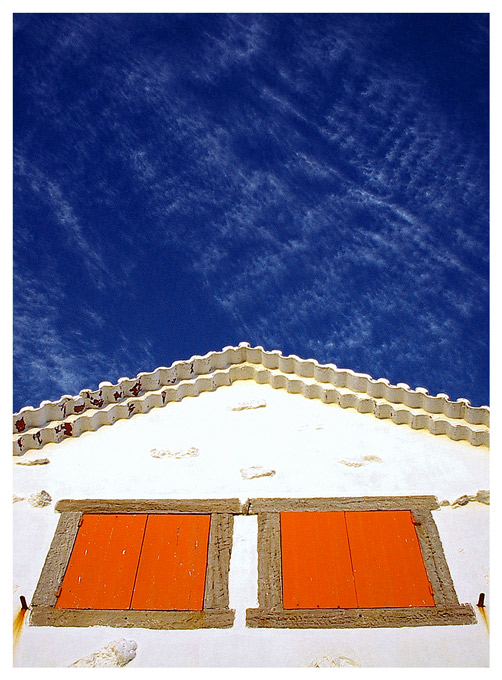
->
[[31, 496, 476, 630], [246, 496, 476, 628], [30, 499, 240, 629], [56, 513, 210, 611]]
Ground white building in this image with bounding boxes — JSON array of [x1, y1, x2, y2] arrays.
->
[[13, 343, 489, 667]]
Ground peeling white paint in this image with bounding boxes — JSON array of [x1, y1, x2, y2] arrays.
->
[[338, 459, 366, 468], [230, 399, 267, 411], [27, 490, 52, 508], [240, 466, 276, 480], [440, 490, 490, 507], [70, 639, 137, 667], [338, 454, 382, 468], [311, 654, 360, 667], [150, 446, 199, 459]]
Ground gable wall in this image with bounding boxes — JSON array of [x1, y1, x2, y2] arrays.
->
[[13, 381, 489, 667]]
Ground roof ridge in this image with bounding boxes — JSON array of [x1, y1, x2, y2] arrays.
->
[[13, 344, 489, 453]]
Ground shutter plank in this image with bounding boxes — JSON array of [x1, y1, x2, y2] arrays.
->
[[56, 514, 147, 610], [346, 510, 435, 608], [280, 511, 357, 609], [131, 514, 210, 611]]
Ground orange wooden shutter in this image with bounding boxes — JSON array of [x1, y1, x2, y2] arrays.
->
[[345, 510, 435, 608], [56, 514, 147, 609], [280, 510, 434, 610], [131, 514, 210, 611], [280, 511, 357, 609]]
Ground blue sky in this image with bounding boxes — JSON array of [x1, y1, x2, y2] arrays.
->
[[13, 12, 489, 411]]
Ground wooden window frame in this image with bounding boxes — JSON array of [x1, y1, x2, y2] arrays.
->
[[245, 496, 476, 629], [30, 499, 240, 630]]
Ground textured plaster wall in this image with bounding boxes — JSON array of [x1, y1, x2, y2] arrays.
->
[[13, 381, 489, 667]]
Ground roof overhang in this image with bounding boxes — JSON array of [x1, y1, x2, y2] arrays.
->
[[13, 343, 489, 455]]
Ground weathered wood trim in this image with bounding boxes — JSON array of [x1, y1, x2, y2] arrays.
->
[[30, 607, 235, 629], [247, 496, 439, 514], [55, 498, 242, 514], [30, 501, 236, 629], [413, 509, 460, 607], [204, 514, 234, 610], [246, 496, 475, 629], [257, 513, 282, 610], [31, 512, 82, 607], [245, 605, 476, 628]]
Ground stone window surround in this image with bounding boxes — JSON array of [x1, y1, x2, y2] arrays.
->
[[30, 499, 241, 630], [245, 496, 476, 629], [29, 495, 476, 630]]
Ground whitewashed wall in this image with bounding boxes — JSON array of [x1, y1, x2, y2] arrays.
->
[[13, 381, 489, 667]]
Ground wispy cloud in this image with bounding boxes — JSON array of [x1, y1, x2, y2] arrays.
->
[[14, 14, 488, 408], [13, 267, 156, 410], [14, 154, 110, 289]]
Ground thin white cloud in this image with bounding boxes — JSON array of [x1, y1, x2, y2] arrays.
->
[[14, 153, 110, 289], [14, 14, 488, 406]]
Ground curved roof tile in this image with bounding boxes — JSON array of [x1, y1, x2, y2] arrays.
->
[[13, 343, 489, 454]]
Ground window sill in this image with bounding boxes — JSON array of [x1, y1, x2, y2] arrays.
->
[[31, 607, 235, 629], [30, 499, 240, 630], [246, 605, 475, 628], [245, 496, 477, 629]]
